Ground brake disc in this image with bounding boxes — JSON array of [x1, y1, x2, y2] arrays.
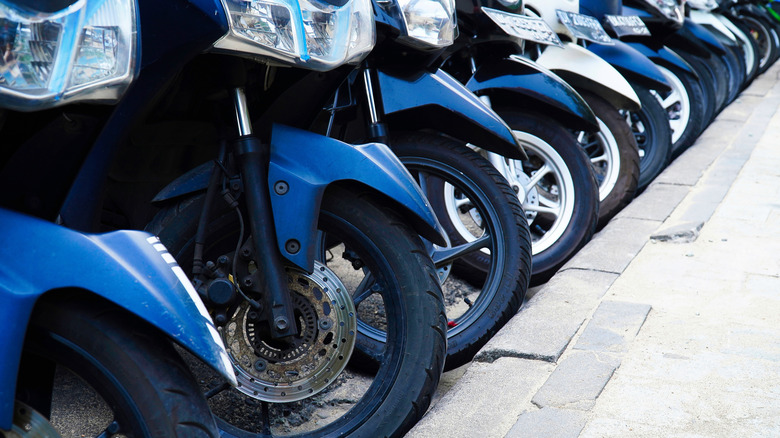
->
[[222, 260, 357, 403], [5, 401, 60, 437]]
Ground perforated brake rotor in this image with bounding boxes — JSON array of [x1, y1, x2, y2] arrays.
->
[[221, 261, 357, 403], [4, 401, 60, 437]]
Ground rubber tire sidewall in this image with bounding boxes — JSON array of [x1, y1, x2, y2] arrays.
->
[[632, 83, 672, 191], [578, 91, 640, 229], [22, 297, 218, 438], [390, 132, 532, 370]]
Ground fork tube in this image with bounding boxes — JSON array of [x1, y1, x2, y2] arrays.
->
[[231, 88, 297, 338], [362, 67, 388, 142]]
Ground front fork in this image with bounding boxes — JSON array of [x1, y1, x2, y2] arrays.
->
[[228, 88, 297, 339]]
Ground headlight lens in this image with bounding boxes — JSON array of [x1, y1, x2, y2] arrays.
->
[[0, 0, 137, 111], [644, 0, 685, 23], [397, 0, 458, 49], [214, 0, 375, 71]]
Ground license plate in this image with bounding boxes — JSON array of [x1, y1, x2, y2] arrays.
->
[[556, 10, 614, 45], [605, 15, 651, 37], [482, 7, 562, 47]]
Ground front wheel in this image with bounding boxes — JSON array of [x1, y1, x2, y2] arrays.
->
[[15, 296, 218, 437], [391, 132, 532, 370], [147, 184, 446, 437], [629, 83, 672, 191], [495, 109, 599, 286]]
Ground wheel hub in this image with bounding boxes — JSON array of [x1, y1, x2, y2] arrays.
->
[[222, 261, 356, 403]]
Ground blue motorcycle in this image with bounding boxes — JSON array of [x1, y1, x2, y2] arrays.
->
[[0, 0, 451, 436], [0, 0, 236, 435]]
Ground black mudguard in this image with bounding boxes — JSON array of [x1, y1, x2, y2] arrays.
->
[[376, 67, 527, 160], [465, 56, 599, 133]]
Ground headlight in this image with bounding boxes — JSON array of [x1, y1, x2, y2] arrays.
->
[[397, 0, 458, 49], [213, 0, 375, 71], [643, 0, 685, 23], [0, 0, 138, 111]]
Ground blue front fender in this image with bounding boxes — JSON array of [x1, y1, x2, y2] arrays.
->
[[587, 40, 673, 95], [0, 208, 236, 430], [376, 68, 526, 160], [152, 124, 446, 272], [465, 56, 599, 133], [625, 41, 699, 79]]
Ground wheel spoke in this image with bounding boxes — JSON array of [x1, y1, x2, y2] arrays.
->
[[454, 196, 472, 210], [352, 273, 376, 305], [205, 381, 231, 399], [523, 164, 551, 192], [432, 234, 492, 266], [523, 204, 560, 216], [590, 153, 608, 165]]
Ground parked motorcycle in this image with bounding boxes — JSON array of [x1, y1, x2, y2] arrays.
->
[[441, 0, 602, 285], [522, 1, 642, 227], [576, 0, 676, 189], [300, 0, 535, 370], [3, 0, 452, 436], [0, 0, 235, 435]]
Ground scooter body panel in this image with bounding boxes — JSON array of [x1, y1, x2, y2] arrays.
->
[[465, 56, 599, 132], [152, 124, 447, 272], [536, 42, 640, 111], [666, 18, 728, 57], [625, 41, 699, 78], [0, 208, 236, 429], [587, 40, 673, 94], [376, 67, 526, 160], [689, 9, 738, 43]]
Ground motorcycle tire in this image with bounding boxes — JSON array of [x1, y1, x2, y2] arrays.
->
[[739, 13, 779, 74], [147, 184, 446, 438], [654, 61, 707, 156], [493, 109, 599, 286], [729, 16, 762, 86], [576, 90, 640, 229], [16, 296, 218, 437], [672, 51, 718, 134], [390, 132, 532, 370], [630, 83, 673, 191]]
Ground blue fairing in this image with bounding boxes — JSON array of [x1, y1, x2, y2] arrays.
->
[[377, 68, 525, 160], [679, 18, 728, 56], [152, 124, 446, 272], [0, 208, 235, 430], [624, 41, 699, 78], [588, 40, 673, 94], [465, 56, 599, 132]]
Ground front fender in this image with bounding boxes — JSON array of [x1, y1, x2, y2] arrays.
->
[[152, 124, 446, 272], [625, 41, 699, 79], [689, 9, 738, 43], [0, 208, 236, 430], [666, 18, 727, 57], [268, 124, 445, 270], [465, 56, 599, 133], [536, 42, 640, 111], [377, 68, 525, 160], [587, 40, 673, 95]]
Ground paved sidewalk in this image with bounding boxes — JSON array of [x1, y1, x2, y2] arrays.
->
[[408, 62, 780, 437]]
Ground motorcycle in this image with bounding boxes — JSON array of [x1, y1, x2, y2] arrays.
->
[[3, 0, 452, 436], [440, 0, 602, 285], [574, 0, 677, 190], [0, 0, 236, 435], [522, 1, 642, 227], [306, 0, 534, 370]]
